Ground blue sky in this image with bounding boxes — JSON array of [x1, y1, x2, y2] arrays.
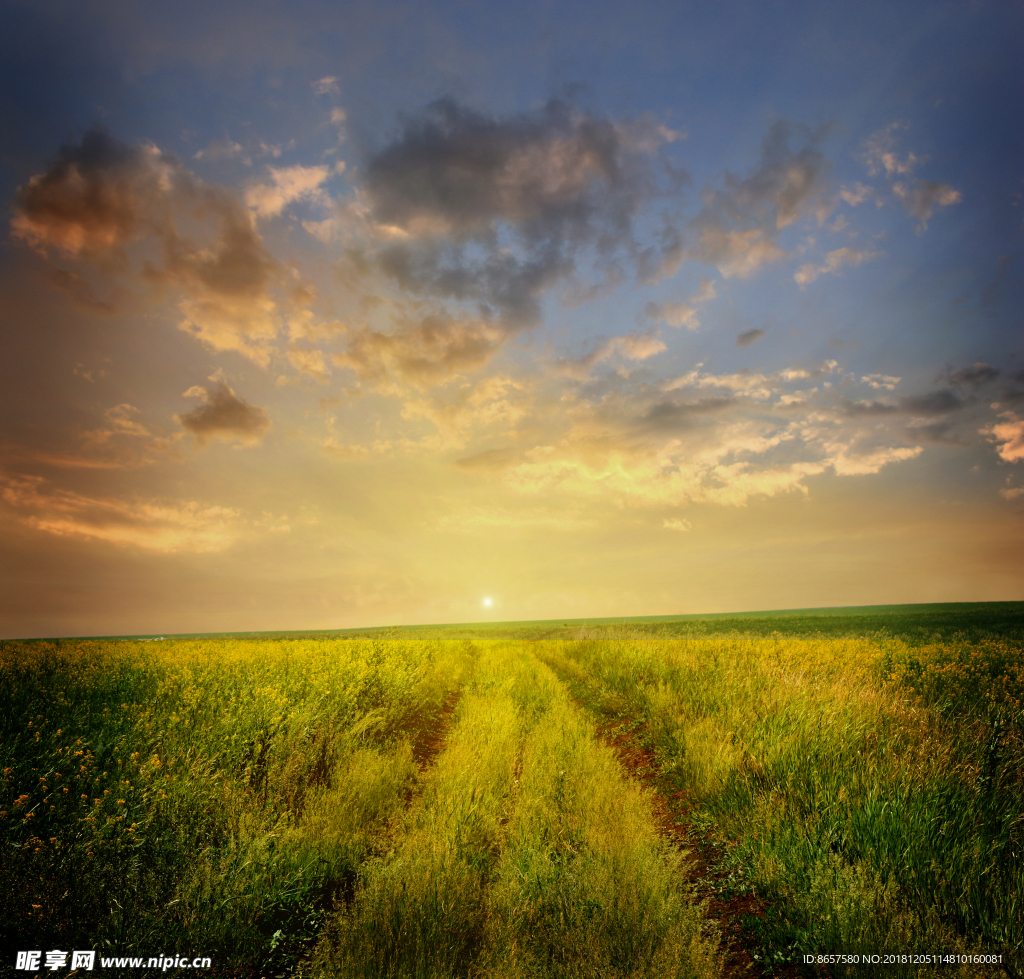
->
[[1, 0, 1021, 637]]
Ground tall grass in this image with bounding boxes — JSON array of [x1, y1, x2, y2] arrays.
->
[[0, 637, 470, 972], [543, 635, 1022, 977], [311, 642, 720, 979]]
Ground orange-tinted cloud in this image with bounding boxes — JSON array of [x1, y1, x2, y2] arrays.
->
[[332, 313, 509, 387], [11, 129, 175, 256], [987, 411, 1024, 463], [0, 472, 240, 553], [11, 127, 290, 366]]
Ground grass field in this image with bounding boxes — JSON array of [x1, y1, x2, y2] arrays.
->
[[2, 603, 1022, 978]]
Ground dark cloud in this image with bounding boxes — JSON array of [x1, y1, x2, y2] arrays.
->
[[11, 127, 287, 365], [941, 361, 1000, 386], [325, 99, 683, 387], [365, 97, 655, 245], [845, 389, 966, 417], [374, 240, 570, 325], [900, 390, 965, 415], [357, 98, 677, 330], [177, 378, 271, 446], [737, 328, 765, 347], [11, 127, 175, 257], [640, 396, 735, 430]]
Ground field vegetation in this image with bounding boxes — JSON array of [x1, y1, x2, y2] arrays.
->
[[2, 602, 1022, 978]]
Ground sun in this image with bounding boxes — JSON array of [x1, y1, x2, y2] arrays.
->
[[482, 596, 493, 608]]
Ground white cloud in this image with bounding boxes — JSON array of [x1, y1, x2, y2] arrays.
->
[[839, 183, 880, 207], [862, 374, 901, 390], [794, 246, 881, 287], [245, 164, 332, 218], [651, 301, 699, 330], [864, 122, 923, 177], [313, 76, 340, 95]]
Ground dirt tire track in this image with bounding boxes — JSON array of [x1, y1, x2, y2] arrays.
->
[[594, 717, 821, 979], [397, 685, 465, 814], [542, 656, 824, 979]]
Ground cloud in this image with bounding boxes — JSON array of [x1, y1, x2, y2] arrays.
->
[[687, 227, 788, 280], [663, 517, 691, 531], [0, 472, 240, 553], [332, 313, 509, 388], [313, 76, 339, 95], [501, 442, 827, 509], [892, 180, 962, 229], [160, 200, 283, 364], [839, 182, 881, 207], [986, 411, 1024, 463], [942, 362, 999, 386], [324, 97, 681, 382], [177, 375, 271, 446], [646, 276, 717, 330], [555, 331, 666, 380], [794, 246, 881, 287], [862, 373, 901, 390], [737, 328, 765, 348], [640, 120, 833, 283], [11, 127, 292, 366], [648, 300, 698, 330], [439, 357, 949, 513], [364, 97, 661, 243], [193, 138, 248, 163], [398, 375, 529, 447], [11, 128, 177, 256], [826, 444, 923, 475], [859, 123, 960, 231], [717, 120, 833, 230], [864, 122, 922, 177], [845, 390, 965, 417], [245, 164, 332, 218], [286, 345, 331, 383]]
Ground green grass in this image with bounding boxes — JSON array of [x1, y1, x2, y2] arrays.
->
[[3, 602, 1022, 977], [539, 632, 1023, 977], [0, 637, 470, 974]]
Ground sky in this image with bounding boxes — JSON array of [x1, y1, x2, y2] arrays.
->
[[1, 0, 1022, 638]]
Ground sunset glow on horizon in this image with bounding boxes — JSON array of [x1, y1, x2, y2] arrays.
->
[[1, 1, 1021, 638]]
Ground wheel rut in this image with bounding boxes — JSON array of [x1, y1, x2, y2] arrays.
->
[[542, 656, 826, 979], [396, 685, 465, 813]]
